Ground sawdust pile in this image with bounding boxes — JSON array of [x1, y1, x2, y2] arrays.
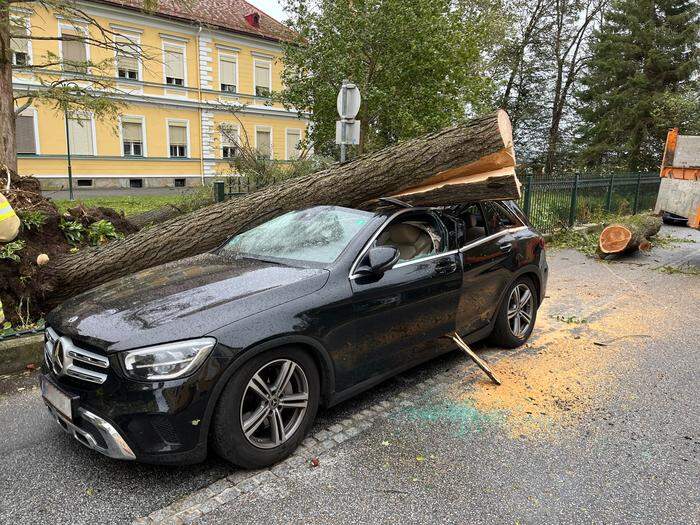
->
[[449, 291, 662, 439]]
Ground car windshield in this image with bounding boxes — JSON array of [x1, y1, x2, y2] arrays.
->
[[220, 207, 374, 264]]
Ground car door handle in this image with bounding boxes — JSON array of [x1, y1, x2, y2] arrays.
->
[[498, 243, 513, 253], [435, 259, 458, 275]]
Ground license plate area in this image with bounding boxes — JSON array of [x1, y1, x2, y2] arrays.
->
[[41, 376, 76, 421]]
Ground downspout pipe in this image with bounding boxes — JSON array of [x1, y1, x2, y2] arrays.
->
[[196, 24, 205, 186]]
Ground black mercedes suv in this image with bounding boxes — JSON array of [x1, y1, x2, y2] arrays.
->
[[40, 201, 547, 467]]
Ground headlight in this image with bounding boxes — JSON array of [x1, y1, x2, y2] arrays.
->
[[121, 338, 216, 381]]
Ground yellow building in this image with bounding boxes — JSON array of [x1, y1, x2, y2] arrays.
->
[[11, 0, 309, 189]]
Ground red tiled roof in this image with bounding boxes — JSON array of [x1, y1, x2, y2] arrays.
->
[[94, 0, 297, 43]]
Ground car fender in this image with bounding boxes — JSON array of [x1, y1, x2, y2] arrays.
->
[[196, 334, 336, 451]]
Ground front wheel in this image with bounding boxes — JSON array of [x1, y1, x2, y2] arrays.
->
[[489, 276, 538, 348], [212, 347, 320, 468]]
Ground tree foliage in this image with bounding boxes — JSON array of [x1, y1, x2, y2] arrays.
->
[[279, 0, 507, 156], [576, 0, 700, 171]]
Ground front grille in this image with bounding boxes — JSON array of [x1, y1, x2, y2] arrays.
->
[[45, 326, 110, 384]]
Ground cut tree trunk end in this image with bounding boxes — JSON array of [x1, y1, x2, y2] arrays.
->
[[597, 214, 663, 258], [40, 110, 519, 310]]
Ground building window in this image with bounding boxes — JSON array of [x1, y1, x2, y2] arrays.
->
[[77, 179, 93, 187], [222, 145, 237, 158], [61, 28, 88, 73], [116, 34, 140, 80], [15, 112, 36, 154], [66, 114, 95, 155], [129, 179, 143, 188], [254, 60, 271, 97], [286, 129, 302, 160], [168, 122, 188, 157], [255, 126, 272, 159], [221, 124, 238, 158], [163, 43, 185, 86], [219, 55, 237, 93], [121, 118, 144, 157], [174, 178, 186, 187], [10, 18, 30, 66]]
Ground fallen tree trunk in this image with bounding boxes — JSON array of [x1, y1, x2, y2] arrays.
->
[[597, 214, 663, 258], [41, 110, 518, 307]]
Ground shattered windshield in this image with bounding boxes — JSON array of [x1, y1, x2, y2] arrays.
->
[[220, 207, 374, 264]]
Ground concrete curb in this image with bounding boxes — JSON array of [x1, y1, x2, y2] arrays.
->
[[0, 335, 43, 375]]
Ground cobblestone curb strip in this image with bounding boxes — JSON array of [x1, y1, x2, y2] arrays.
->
[[134, 348, 513, 525]]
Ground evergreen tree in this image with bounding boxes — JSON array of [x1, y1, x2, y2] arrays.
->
[[576, 0, 700, 171]]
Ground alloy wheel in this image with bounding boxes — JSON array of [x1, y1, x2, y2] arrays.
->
[[507, 283, 534, 338], [239, 359, 309, 449]]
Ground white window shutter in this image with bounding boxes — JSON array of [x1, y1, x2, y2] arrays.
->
[[68, 116, 94, 155], [169, 124, 187, 145], [15, 115, 36, 154], [164, 45, 184, 79], [286, 129, 301, 160], [255, 61, 271, 89], [220, 56, 236, 86]]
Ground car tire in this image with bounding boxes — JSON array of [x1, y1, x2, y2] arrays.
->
[[489, 276, 538, 349], [211, 346, 320, 468]]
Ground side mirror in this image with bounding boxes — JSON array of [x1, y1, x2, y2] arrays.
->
[[356, 246, 400, 277]]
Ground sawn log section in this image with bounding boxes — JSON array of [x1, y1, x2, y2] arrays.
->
[[42, 110, 519, 305]]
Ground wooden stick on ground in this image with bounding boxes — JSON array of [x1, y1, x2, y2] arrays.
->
[[451, 332, 501, 385]]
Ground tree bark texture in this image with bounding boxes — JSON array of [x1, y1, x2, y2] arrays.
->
[[0, 3, 18, 176], [42, 110, 518, 305], [597, 215, 662, 257]]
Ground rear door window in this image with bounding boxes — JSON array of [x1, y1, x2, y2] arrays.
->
[[460, 203, 487, 243], [483, 202, 518, 234]]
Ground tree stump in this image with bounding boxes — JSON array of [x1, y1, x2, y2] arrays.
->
[[597, 215, 663, 257]]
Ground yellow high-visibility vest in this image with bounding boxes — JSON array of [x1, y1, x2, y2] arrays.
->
[[0, 298, 4, 325], [0, 194, 20, 242]]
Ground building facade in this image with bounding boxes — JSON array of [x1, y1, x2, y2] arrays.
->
[[11, 0, 308, 189]]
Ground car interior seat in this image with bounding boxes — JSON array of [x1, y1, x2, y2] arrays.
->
[[464, 214, 486, 242], [377, 223, 434, 261]]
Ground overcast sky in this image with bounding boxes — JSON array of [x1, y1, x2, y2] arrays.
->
[[251, 0, 289, 24]]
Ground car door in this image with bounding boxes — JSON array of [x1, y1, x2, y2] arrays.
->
[[455, 202, 518, 337], [346, 212, 462, 385]]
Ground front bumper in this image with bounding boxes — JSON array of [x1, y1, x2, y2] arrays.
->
[[44, 401, 136, 460], [39, 340, 235, 464]]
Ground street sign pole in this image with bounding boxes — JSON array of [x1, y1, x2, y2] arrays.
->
[[336, 79, 361, 163], [340, 81, 348, 163]]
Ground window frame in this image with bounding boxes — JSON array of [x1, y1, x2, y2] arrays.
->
[[15, 107, 40, 154], [349, 209, 456, 279], [166, 118, 190, 159], [161, 39, 187, 88], [285, 128, 302, 161], [218, 52, 238, 94], [66, 112, 97, 156], [220, 123, 239, 159], [253, 58, 272, 97], [254, 125, 273, 160], [114, 32, 142, 82], [119, 115, 147, 158], [10, 14, 32, 66], [58, 22, 90, 73]]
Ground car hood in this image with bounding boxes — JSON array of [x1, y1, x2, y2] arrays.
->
[[47, 253, 329, 353]]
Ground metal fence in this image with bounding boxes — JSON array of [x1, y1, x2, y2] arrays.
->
[[519, 172, 660, 233]]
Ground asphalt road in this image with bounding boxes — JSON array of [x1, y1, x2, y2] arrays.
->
[[0, 225, 698, 524]]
